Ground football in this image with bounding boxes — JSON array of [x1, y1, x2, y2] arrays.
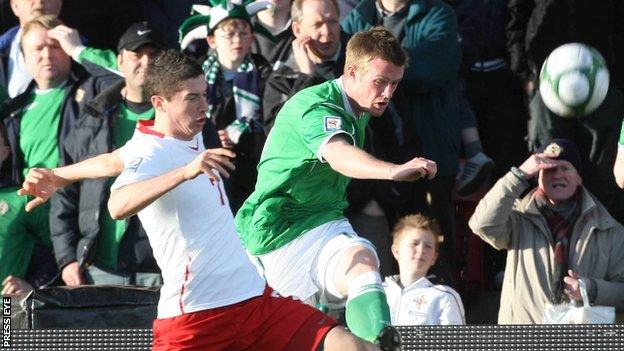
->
[[539, 43, 609, 117]]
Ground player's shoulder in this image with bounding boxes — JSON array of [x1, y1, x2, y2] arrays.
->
[[288, 80, 344, 113], [118, 130, 167, 165], [429, 283, 462, 301]]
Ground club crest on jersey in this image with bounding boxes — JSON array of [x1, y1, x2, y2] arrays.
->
[[324, 116, 342, 131], [126, 157, 144, 173], [75, 88, 85, 103]]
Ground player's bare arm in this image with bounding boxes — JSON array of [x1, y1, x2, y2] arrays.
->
[[18, 150, 125, 212], [322, 135, 437, 181], [614, 147, 624, 188], [108, 148, 235, 220]]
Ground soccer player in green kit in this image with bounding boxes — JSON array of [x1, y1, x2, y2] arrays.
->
[[235, 27, 437, 350]]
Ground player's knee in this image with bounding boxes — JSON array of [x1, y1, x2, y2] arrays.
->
[[322, 326, 379, 351], [341, 245, 379, 277]]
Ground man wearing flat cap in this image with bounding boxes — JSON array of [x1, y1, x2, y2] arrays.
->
[[469, 138, 624, 324]]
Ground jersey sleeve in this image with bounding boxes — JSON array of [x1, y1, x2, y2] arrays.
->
[[299, 105, 356, 162], [437, 286, 466, 325], [110, 139, 161, 191], [78, 47, 119, 70]]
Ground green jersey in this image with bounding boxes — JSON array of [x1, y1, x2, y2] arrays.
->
[[19, 88, 64, 177], [235, 78, 370, 255], [97, 103, 154, 270], [79, 47, 120, 73]]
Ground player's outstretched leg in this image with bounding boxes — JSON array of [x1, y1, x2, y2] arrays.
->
[[323, 326, 380, 351], [334, 245, 402, 350]]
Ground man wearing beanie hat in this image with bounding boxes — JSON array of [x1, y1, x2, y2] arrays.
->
[[469, 138, 624, 324]]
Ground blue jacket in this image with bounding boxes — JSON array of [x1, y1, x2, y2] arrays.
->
[[0, 26, 19, 92], [342, 0, 462, 176]]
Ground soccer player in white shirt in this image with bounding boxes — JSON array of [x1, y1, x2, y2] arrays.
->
[[19, 49, 380, 351]]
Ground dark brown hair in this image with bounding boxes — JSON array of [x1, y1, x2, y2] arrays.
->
[[143, 49, 204, 99]]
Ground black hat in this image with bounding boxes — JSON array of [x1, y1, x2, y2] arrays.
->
[[117, 22, 165, 52], [537, 138, 583, 173]]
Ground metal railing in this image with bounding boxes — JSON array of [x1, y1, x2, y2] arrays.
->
[[7, 324, 624, 350]]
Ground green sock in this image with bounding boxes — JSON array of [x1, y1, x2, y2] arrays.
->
[[345, 273, 391, 342]]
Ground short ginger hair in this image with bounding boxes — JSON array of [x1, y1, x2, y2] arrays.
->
[[20, 15, 63, 48], [392, 214, 443, 251], [344, 27, 407, 74]]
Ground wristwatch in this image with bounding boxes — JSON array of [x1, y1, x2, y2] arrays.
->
[[510, 166, 530, 186]]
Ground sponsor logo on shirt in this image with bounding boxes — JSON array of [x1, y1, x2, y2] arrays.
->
[[126, 157, 144, 173], [0, 200, 9, 215], [188, 139, 199, 151], [324, 116, 342, 132]]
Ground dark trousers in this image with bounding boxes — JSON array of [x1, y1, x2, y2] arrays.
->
[[466, 68, 529, 180]]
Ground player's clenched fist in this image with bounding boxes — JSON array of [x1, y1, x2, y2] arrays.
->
[[184, 148, 236, 181], [391, 157, 437, 182]]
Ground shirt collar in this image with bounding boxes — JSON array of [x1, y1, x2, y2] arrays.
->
[[336, 76, 365, 119]]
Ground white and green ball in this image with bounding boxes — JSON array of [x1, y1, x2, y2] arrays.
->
[[539, 43, 609, 118]]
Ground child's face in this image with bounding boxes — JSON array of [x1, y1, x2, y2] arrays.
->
[[392, 228, 438, 278], [208, 20, 254, 67]]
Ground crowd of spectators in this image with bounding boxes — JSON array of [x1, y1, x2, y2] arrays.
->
[[1, 0, 623, 327]]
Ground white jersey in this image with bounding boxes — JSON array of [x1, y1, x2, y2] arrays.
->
[[384, 275, 465, 325], [112, 120, 265, 318]]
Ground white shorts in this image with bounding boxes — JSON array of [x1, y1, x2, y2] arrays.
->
[[250, 219, 379, 307]]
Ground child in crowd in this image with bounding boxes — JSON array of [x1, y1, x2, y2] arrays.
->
[[180, 0, 272, 212], [385, 214, 465, 325]]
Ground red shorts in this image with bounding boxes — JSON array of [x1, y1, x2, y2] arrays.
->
[[152, 285, 338, 351]]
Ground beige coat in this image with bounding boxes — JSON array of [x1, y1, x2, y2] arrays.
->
[[469, 172, 624, 324]]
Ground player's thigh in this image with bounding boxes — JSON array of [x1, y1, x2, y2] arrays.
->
[[152, 306, 239, 351], [257, 220, 353, 300], [322, 326, 378, 351], [244, 288, 337, 351], [316, 235, 379, 298]]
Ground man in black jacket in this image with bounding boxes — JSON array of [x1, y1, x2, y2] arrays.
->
[[0, 15, 117, 290], [49, 22, 167, 286]]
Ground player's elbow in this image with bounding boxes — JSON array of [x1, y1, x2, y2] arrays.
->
[[107, 192, 130, 220], [615, 169, 624, 189], [614, 160, 624, 189]]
